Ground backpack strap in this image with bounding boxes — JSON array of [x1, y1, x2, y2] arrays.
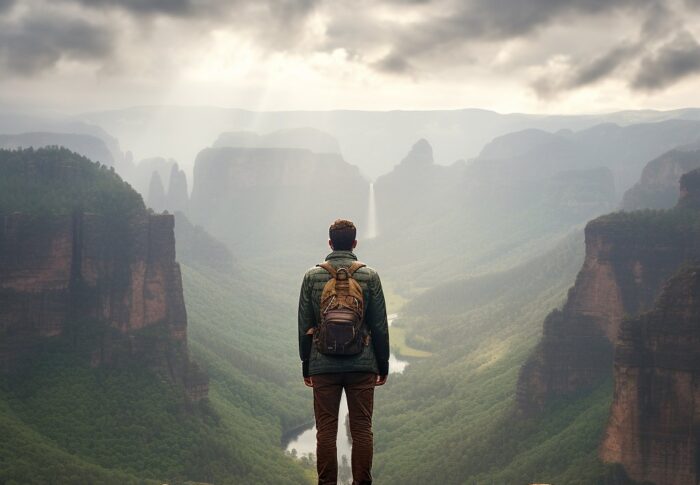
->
[[316, 262, 337, 277], [348, 262, 366, 276], [317, 261, 365, 277]]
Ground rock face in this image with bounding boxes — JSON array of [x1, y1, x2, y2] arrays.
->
[[166, 164, 189, 214], [399, 138, 433, 167], [517, 200, 700, 414], [600, 264, 700, 485], [126, 157, 177, 201], [0, 148, 207, 400], [679, 168, 700, 209], [189, 146, 368, 260], [374, 138, 466, 248], [621, 150, 700, 211], [147, 171, 167, 212], [0, 211, 207, 400]]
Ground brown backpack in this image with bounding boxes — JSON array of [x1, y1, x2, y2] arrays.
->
[[314, 261, 367, 355]]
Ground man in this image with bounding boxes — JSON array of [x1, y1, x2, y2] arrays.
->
[[298, 219, 390, 485]]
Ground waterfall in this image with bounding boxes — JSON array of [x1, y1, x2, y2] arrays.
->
[[366, 182, 378, 239]]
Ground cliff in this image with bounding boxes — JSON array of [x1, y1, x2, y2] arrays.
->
[[166, 163, 189, 214], [147, 170, 167, 212], [189, 146, 368, 260], [518, 196, 700, 414], [0, 147, 207, 400], [679, 168, 700, 209], [600, 264, 700, 485], [621, 150, 700, 210]]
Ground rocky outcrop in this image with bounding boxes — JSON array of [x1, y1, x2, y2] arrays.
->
[[145, 164, 189, 214], [147, 171, 167, 212], [0, 148, 206, 400], [601, 264, 700, 485], [621, 150, 700, 211], [166, 164, 189, 214], [398, 138, 433, 167], [374, 139, 466, 247], [126, 157, 177, 200], [518, 198, 700, 414], [679, 168, 700, 209]]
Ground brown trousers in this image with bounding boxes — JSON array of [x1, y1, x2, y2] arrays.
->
[[313, 372, 376, 485]]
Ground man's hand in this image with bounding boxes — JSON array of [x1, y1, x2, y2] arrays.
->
[[375, 374, 388, 386], [304, 376, 313, 387]]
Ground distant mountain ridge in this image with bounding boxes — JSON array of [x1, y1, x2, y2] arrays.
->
[[76, 105, 700, 180], [214, 127, 341, 155], [475, 119, 700, 196], [0, 132, 115, 167], [367, 137, 615, 288]]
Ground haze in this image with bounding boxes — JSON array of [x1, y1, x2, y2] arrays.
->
[[5, 2, 700, 484]]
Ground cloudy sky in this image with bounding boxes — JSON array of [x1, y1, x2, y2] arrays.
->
[[2, 0, 700, 114]]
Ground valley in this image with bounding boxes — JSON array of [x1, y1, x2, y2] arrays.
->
[[3, 108, 700, 484]]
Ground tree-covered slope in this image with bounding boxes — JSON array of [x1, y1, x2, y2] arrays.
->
[[0, 342, 308, 484], [182, 262, 312, 434], [0, 147, 311, 484], [0, 147, 143, 219], [371, 231, 625, 484], [0, 261, 312, 485]]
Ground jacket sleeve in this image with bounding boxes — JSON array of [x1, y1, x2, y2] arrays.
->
[[366, 270, 390, 376], [298, 272, 314, 378]]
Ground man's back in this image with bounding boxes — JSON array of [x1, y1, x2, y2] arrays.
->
[[297, 219, 389, 485], [298, 249, 390, 379]]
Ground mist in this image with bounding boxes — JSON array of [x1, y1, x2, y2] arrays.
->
[[4, 1, 700, 484]]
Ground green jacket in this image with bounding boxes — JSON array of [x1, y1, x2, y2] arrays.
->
[[298, 250, 390, 377]]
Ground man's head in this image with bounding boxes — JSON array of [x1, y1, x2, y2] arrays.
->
[[329, 219, 357, 251]]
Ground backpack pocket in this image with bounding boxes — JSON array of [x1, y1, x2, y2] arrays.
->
[[316, 309, 363, 355]]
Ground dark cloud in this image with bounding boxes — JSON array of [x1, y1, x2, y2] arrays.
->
[[1, 0, 699, 99], [526, 1, 700, 97], [0, 0, 321, 78], [71, 0, 192, 15], [0, 0, 14, 12], [633, 32, 700, 90], [375, 0, 646, 60], [532, 43, 640, 98], [0, 13, 113, 76], [374, 52, 413, 74], [67, 0, 320, 22], [454, 0, 642, 40], [316, 0, 655, 83], [568, 45, 639, 87]]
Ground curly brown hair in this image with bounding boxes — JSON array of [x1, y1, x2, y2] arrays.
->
[[329, 219, 356, 250]]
